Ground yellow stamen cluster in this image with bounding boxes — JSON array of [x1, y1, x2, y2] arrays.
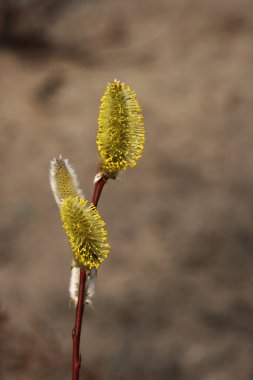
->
[[50, 157, 82, 207], [97, 79, 145, 178], [61, 197, 110, 270]]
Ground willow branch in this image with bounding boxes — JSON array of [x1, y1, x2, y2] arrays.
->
[[72, 176, 107, 380], [72, 268, 86, 380]]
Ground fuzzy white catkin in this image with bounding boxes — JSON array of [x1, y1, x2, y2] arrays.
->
[[69, 266, 80, 306], [69, 267, 97, 307], [85, 269, 97, 307], [50, 156, 83, 207]]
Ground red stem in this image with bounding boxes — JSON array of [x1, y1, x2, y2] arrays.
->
[[92, 177, 107, 206], [72, 176, 107, 380], [72, 268, 86, 380]]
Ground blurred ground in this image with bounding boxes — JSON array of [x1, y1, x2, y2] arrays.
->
[[0, 0, 253, 379]]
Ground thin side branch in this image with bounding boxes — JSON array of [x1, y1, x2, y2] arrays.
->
[[92, 177, 107, 206]]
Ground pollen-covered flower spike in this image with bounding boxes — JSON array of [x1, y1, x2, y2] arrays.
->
[[96, 79, 145, 180], [50, 156, 83, 207], [61, 196, 110, 270]]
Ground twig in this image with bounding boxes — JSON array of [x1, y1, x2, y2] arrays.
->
[[72, 268, 86, 380], [72, 176, 107, 380], [92, 177, 107, 207]]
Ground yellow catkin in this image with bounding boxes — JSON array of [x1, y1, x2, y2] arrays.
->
[[60, 197, 110, 270], [97, 79, 145, 178]]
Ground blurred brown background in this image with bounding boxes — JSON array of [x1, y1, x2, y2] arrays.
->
[[0, 0, 253, 379]]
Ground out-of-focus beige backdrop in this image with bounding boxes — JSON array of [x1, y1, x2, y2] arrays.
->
[[0, 1, 253, 379]]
